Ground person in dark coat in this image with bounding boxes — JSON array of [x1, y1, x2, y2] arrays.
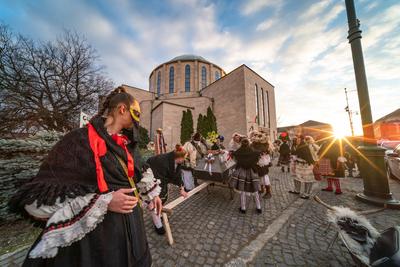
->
[[9, 87, 161, 267], [230, 138, 262, 214], [278, 140, 291, 172], [146, 144, 187, 234]]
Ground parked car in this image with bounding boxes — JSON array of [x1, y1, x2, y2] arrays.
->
[[385, 144, 400, 181]]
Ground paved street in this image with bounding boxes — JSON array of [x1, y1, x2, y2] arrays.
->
[[2, 163, 399, 266], [144, 163, 400, 267]]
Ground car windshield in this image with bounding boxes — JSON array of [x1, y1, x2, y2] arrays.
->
[[381, 141, 400, 150]]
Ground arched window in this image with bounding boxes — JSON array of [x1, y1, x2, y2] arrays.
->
[[157, 71, 161, 96], [185, 65, 190, 92], [201, 66, 207, 89], [215, 71, 220, 81], [255, 84, 259, 124], [169, 66, 174, 93]]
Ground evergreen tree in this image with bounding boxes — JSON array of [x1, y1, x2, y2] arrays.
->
[[180, 109, 194, 144], [196, 114, 205, 137], [138, 126, 150, 149], [186, 109, 194, 142], [206, 106, 218, 134]]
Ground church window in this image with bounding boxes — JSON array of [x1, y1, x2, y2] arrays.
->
[[157, 71, 161, 96], [169, 66, 174, 93], [185, 65, 190, 92], [255, 84, 260, 124], [215, 71, 220, 81], [261, 89, 265, 126], [201, 66, 207, 89], [265, 90, 270, 128]]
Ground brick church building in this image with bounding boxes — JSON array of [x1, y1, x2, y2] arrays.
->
[[121, 55, 277, 149]]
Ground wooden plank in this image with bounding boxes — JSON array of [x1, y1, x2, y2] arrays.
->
[[163, 181, 211, 210], [162, 212, 174, 245]]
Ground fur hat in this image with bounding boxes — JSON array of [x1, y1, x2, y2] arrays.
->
[[250, 130, 269, 144]]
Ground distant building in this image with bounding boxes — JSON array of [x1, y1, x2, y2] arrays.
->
[[374, 108, 400, 140], [119, 55, 277, 149], [278, 120, 333, 141]]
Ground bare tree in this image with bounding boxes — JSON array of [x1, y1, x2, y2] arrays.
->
[[0, 25, 113, 134]]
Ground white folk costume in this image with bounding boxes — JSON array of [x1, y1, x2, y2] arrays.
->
[[182, 138, 208, 189], [290, 140, 316, 199], [9, 117, 160, 266], [154, 129, 167, 155]]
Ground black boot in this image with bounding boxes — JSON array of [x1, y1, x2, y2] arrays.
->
[[239, 207, 246, 214], [256, 208, 262, 214], [154, 225, 166, 235], [281, 166, 285, 172]]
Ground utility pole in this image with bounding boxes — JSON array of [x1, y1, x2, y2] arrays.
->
[[345, 0, 399, 208], [344, 88, 355, 136]]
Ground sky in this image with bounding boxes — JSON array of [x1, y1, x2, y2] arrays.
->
[[1, 0, 399, 135]]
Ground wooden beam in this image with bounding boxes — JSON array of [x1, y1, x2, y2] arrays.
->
[[163, 181, 211, 210], [162, 212, 174, 245]]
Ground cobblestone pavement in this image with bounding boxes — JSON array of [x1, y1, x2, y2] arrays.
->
[[144, 164, 400, 267], [249, 176, 400, 267], [144, 165, 300, 267]]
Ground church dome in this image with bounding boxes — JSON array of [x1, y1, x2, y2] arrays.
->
[[168, 54, 209, 63], [149, 54, 226, 97]]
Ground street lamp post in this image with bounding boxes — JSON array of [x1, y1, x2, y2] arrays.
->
[[345, 0, 400, 208]]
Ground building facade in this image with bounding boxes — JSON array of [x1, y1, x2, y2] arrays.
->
[[122, 55, 277, 150], [374, 108, 400, 140]]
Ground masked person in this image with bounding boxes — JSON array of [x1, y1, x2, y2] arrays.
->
[[9, 87, 162, 267], [146, 144, 188, 234]]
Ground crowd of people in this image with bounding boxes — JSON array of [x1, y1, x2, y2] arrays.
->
[[7, 87, 358, 266]]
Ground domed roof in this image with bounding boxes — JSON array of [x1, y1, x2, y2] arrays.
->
[[168, 54, 209, 63]]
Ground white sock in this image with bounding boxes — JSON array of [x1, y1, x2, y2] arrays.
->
[[254, 192, 261, 209], [264, 175, 271, 185], [240, 192, 246, 210], [151, 212, 163, 228]]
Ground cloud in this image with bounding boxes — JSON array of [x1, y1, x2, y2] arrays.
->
[[1, 0, 398, 135], [241, 0, 283, 16]]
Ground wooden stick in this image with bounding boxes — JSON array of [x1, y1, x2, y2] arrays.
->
[[163, 181, 211, 210], [313, 195, 335, 210], [162, 212, 174, 245]]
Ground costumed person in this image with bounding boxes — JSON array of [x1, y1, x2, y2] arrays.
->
[[278, 132, 291, 172], [319, 139, 346, 195], [146, 144, 188, 234], [154, 128, 167, 155], [230, 138, 262, 214], [250, 131, 273, 198], [289, 136, 316, 199], [228, 133, 243, 152], [305, 136, 320, 181], [289, 137, 299, 176], [183, 132, 209, 187], [9, 87, 162, 266]]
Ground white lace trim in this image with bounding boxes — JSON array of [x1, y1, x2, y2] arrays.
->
[[29, 192, 113, 259], [257, 154, 271, 167], [137, 168, 161, 202]]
